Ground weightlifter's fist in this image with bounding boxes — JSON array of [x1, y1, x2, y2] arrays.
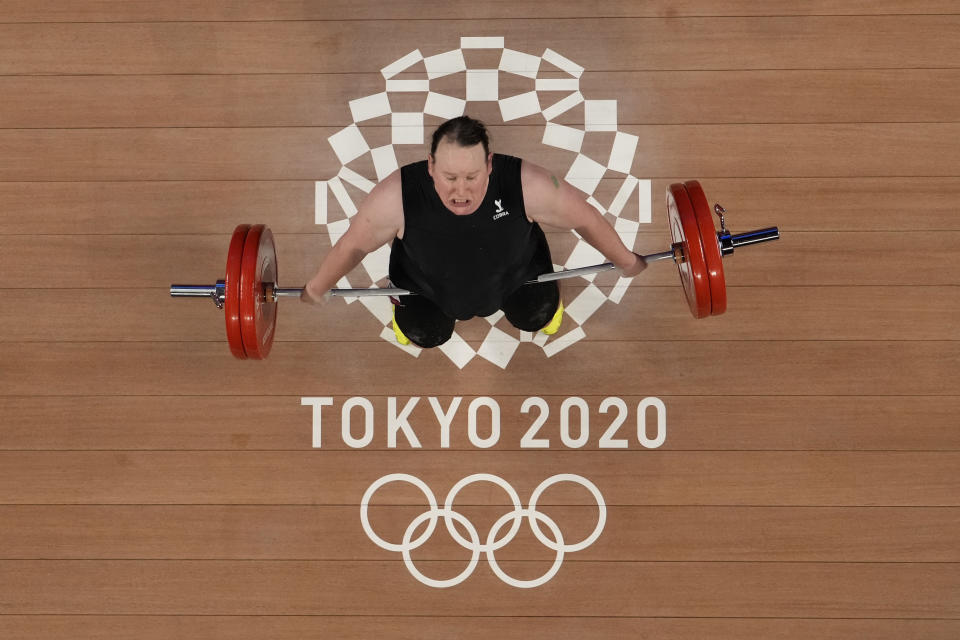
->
[[619, 252, 648, 278], [300, 284, 330, 305]]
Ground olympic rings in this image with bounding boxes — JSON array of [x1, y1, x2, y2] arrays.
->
[[529, 473, 606, 552], [360, 473, 438, 552], [444, 473, 523, 553], [486, 508, 565, 588], [359, 472, 606, 588]]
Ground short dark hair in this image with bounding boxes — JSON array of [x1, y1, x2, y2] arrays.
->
[[430, 115, 490, 157]]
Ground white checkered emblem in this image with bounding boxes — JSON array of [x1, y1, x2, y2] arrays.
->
[[316, 37, 652, 369]]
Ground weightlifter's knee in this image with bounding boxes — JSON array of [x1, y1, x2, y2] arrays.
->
[[393, 300, 455, 348], [502, 280, 561, 332]]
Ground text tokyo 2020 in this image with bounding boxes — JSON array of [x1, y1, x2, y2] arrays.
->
[[302, 396, 666, 449]]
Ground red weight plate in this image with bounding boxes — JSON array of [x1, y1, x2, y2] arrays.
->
[[667, 183, 711, 319], [684, 180, 727, 316], [224, 224, 250, 359], [239, 224, 279, 360]]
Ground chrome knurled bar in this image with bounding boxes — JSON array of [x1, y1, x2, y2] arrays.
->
[[169, 229, 778, 302]]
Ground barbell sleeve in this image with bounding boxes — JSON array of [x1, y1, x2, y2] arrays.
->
[[170, 285, 219, 298], [169, 281, 226, 308], [720, 226, 780, 255]]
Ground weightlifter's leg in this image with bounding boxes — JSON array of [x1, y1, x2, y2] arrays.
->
[[501, 280, 561, 333], [392, 295, 456, 348], [502, 226, 562, 334]]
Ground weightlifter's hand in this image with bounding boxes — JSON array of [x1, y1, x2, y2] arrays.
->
[[619, 252, 647, 278], [300, 284, 330, 305]]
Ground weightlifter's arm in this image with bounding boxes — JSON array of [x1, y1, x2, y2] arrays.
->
[[301, 171, 404, 303], [521, 161, 647, 278]]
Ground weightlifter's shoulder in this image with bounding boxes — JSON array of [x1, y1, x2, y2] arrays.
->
[[348, 170, 404, 245], [365, 169, 402, 207], [361, 170, 403, 218]]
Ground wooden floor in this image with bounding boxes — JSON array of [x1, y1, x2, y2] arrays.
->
[[1, 2, 959, 638]]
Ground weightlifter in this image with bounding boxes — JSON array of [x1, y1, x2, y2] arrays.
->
[[301, 115, 647, 348]]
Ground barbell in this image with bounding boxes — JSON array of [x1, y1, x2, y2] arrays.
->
[[170, 180, 779, 359]]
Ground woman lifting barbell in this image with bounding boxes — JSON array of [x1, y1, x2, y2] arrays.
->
[[299, 115, 647, 348], [169, 118, 779, 360]]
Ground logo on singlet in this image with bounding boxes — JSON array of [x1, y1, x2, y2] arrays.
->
[[492, 199, 510, 220]]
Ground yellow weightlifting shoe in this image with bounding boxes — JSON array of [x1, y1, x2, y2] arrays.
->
[[541, 300, 564, 335], [392, 306, 411, 346]]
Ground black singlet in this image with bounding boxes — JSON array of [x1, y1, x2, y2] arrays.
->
[[389, 154, 550, 320]]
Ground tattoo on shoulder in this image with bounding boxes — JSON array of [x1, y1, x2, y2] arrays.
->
[[550, 175, 560, 189]]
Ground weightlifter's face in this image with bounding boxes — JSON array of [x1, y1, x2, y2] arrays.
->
[[428, 139, 493, 216]]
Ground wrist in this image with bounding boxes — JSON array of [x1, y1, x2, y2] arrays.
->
[[301, 284, 323, 303], [615, 252, 640, 270]]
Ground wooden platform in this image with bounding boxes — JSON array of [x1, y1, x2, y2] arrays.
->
[[1, 2, 958, 638]]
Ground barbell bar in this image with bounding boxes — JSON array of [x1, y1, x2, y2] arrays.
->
[[170, 180, 779, 359], [169, 249, 681, 305]]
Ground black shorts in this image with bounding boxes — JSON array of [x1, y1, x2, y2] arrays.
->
[[390, 227, 560, 348], [394, 279, 560, 348]]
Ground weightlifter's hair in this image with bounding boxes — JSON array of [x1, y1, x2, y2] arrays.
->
[[430, 115, 491, 157]]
